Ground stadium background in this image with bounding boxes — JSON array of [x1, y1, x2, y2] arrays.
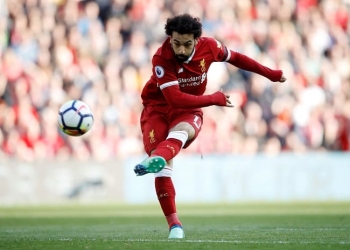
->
[[0, 0, 349, 205]]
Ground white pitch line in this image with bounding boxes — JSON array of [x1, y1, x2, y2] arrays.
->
[[114, 239, 350, 244], [275, 228, 349, 231], [56, 238, 350, 244]]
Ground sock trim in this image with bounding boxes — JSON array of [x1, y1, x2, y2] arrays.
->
[[154, 166, 173, 177], [166, 131, 188, 148]]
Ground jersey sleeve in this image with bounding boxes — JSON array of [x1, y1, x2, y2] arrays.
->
[[227, 51, 283, 82], [206, 37, 282, 82], [206, 37, 230, 62], [152, 55, 178, 89]]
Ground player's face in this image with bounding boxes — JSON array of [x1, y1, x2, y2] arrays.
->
[[170, 32, 197, 62]]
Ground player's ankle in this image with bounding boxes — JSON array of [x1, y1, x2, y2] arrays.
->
[[166, 213, 181, 228], [169, 222, 182, 229]]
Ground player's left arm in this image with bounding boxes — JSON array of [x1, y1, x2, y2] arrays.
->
[[226, 50, 286, 82], [208, 37, 286, 82]]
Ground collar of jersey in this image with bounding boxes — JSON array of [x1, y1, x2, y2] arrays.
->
[[183, 48, 196, 64]]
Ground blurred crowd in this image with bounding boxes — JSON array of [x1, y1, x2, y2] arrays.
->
[[0, 0, 349, 162]]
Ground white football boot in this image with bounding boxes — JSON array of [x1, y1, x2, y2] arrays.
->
[[168, 225, 185, 239]]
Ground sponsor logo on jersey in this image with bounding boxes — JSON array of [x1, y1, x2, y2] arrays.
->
[[178, 75, 202, 83], [155, 66, 164, 78], [149, 129, 156, 143], [201, 73, 207, 83], [178, 73, 207, 87]]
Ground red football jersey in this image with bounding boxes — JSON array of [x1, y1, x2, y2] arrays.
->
[[141, 36, 229, 106]]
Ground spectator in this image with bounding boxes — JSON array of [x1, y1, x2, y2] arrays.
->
[[0, 0, 349, 162]]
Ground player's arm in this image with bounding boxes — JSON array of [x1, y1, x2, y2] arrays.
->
[[153, 56, 232, 109], [161, 84, 233, 109], [209, 38, 286, 82], [226, 49, 285, 82]]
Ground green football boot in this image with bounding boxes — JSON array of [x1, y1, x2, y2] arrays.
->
[[134, 156, 166, 176]]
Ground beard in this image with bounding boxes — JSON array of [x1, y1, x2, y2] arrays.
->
[[172, 45, 195, 62], [175, 54, 190, 62]]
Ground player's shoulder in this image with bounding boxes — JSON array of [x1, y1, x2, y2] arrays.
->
[[198, 36, 224, 49], [154, 37, 173, 58], [152, 38, 175, 68]]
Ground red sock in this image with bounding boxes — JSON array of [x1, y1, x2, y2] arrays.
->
[[166, 213, 181, 229], [152, 138, 182, 161], [155, 177, 181, 228]]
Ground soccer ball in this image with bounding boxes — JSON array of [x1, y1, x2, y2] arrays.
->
[[58, 100, 94, 136]]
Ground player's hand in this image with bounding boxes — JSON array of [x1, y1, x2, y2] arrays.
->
[[221, 89, 234, 108], [224, 94, 234, 107], [279, 74, 287, 82], [211, 90, 234, 107]]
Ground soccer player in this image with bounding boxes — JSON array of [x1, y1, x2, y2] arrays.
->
[[133, 14, 286, 239]]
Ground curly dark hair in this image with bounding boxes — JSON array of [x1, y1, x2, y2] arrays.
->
[[165, 14, 202, 39]]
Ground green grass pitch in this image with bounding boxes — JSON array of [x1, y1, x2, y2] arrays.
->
[[0, 202, 349, 250]]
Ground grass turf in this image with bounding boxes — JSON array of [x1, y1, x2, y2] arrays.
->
[[0, 202, 349, 250]]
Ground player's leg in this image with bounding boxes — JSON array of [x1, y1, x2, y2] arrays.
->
[[153, 112, 203, 239], [154, 159, 185, 239], [150, 109, 203, 161], [150, 121, 194, 161], [134, 107, 169, 176], [134, 119, 197, 176], [152, 159, 181, 237]]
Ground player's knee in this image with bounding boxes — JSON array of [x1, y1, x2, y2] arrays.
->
[[170, 122, 195, 139], [186, 126, 195, 139], [167, 130, 189, 148]]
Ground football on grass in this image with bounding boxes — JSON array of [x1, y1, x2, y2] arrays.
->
[[58, 100, 94, 136]]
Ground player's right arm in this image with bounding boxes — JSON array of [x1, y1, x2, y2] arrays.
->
[[153, 56, 232, 109], [162, 85, 233, 108]]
